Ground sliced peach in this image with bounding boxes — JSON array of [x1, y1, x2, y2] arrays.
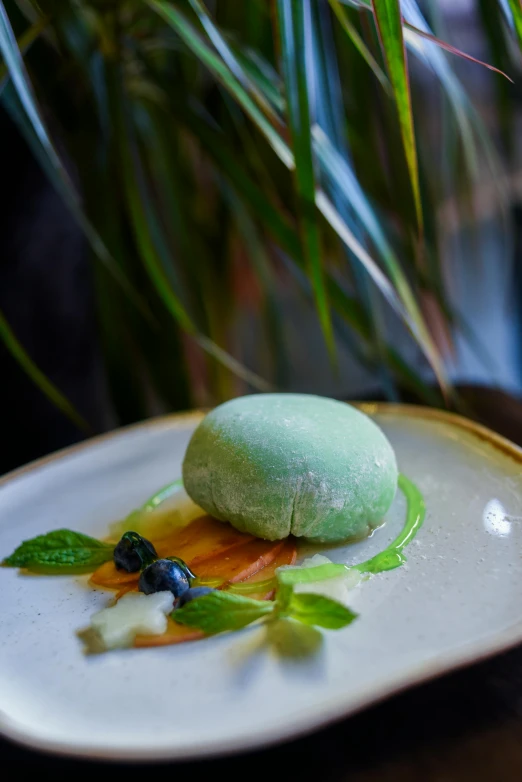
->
[[242, 537, 298, 580], [114, 583, 139, 600], [90, 515, 253, 589], [90, 517, 298, 649], [134, 617, 203, 647], [231, 538, 298, 600], [197, 539, 284, 583], [90, 560, 139, 588], [155, 516, 254, 565]]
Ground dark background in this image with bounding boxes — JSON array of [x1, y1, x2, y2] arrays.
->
[[0, 107, 110, 476]]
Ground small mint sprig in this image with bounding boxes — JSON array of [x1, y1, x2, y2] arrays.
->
[[3, 529, 114, 573], [174, 578, 357, 635]]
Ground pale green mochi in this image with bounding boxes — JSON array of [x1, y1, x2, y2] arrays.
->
[[182, 394, 398, 543]]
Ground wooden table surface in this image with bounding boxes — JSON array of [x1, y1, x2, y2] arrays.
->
[[2, 388, 522, 779]]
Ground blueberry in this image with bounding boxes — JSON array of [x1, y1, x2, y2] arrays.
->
[[113, 531, 157, 573], [165, 556, 197, 582], [139, 559, 190, 598], [177, 586, 215, 607]]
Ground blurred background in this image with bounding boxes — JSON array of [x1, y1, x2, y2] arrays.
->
[[0, 0, 521, 475]]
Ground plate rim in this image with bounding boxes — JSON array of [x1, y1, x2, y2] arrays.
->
[[1, 402, 521, 492], [1, 402, 522, 762]]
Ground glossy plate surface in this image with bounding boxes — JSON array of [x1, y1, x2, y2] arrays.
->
[[1, 404, 522, 760]]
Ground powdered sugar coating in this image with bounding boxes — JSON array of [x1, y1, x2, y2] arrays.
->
[[182, 394, 398, 543]]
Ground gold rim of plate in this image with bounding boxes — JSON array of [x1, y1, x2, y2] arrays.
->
[[1, 401, 521, 491]]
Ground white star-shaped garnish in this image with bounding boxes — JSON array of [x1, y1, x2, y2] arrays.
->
[[90, 591, 174, 649], [278, 554, 361, 606]]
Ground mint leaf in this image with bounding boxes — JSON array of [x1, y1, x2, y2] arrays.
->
[[3, 529, 114, 572], [288, 593, 358, 629], [277, 563, 348, 585], [174, 591, 274, 634]]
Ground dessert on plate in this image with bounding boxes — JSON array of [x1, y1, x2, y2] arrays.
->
[[3, 394, 423, 651]]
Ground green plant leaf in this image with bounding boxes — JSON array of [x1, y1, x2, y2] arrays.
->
[[2, 0, 494, 415], [329, 0, 390, 91], [308, 2, 396, 398], [288, 592, 358, 629], [316, 189, 449, 394], [187, 0, 283, 126], [112, 68, 272, 393], [313, 132, 449, 394], [372, 0, 423, 236], [506, 0, 522, 49], [0, 12, 48, 92], [227, 189, 289, 386], [404, 22, 513, 81], [169, 93, 399, 382], [146, 0, 293, 167], [184, 25, 444, 393], [174, 590, 274, 634], [275, 0, 335, 357], [3, 529, 113, 572], [0, 308, 89, 432], [232, 44, 285, 112], [141, 6, 447, 394]]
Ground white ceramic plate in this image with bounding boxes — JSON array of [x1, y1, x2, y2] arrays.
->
[[1, 404, 522, 761]]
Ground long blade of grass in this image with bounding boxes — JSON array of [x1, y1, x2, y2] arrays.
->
[[336, 0, 493, 190], [113, 70, 272, 393], [134, 56, 301, 257], [181, 107, 384, 348], [343, 0, 516, 76], [140, 46, 434, 397], [146, 0, 293, 168], [313, 124, 405, 276], [312, 0, 396, 399], [154, 4, 335, 363], [226, 187, 289, 387], [140, 26, 443, 390], [316, 190, 448, 391], [275, 0, 335, 356], [328, 0, 390, 91], [187, 0, 283, 127], [282, 246, 441, 404], [0, 308, 89, 431], [400, 0, 508, 212], [372, 0, 423, 237], [404, 22, 513, 81], [506, 0, 522, 49], [0, 12, 48, 92], [312, 122, 447, 390], [232, 45, 285, 112]]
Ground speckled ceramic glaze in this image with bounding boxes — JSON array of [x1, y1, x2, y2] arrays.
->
[[1, 405, 522, 760]]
